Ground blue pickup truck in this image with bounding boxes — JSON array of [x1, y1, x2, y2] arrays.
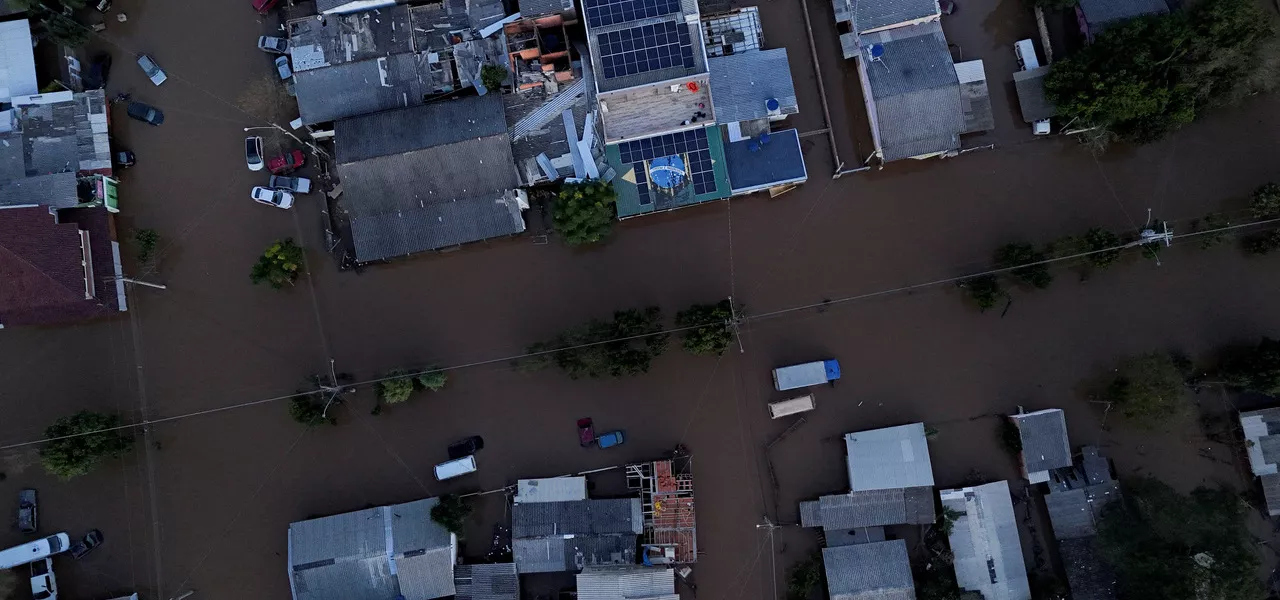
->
[[772, 359, 841, 391]]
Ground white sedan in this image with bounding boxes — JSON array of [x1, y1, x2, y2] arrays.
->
[[251, 186, 294, 209]]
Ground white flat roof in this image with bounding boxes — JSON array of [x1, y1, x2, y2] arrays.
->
[[0, 20, 38, 103], [845, 423, 935, 491], [515, 477, 588, 503]]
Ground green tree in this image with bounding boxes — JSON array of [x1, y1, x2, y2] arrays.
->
[[524, 307, 668, 378], [480, 64, 507, 90], [936, 506, 963, 537], [553, 180, 617, 246], [957, 275, 1004, 311], [1104, 352, 1187, 426], [1081, 228, 1122, 268], [134, 228, 160, 263], [675, 299, 735, 356], [1250, 183, 1280, 219], [995, 243, 1053, 289], [39, 12, 89, 47], [1219, 337, 1280, 395], [417, 369, 448, 392], [288, 394, 334, 427], [250, 238, 305, 289], [1096, 477, 1261, 600], [1196, 212, 1230, 249], [1045, 0, 1273, 143], [378, 370, 416, 404], [1242, 230, 1280, 255], [430, 494, 472, 534], [786, 554, 824, 600], [39, 411, 134, 479]]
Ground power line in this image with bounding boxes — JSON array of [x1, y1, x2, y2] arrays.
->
[[5, 215, 1280, 452]]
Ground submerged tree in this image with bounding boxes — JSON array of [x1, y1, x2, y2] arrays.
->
[[40, 411, 134, 479], [1219, 337, 1280, 395], [553, 180, 618, 246], [1103, 352, 1188, 427], [675, 299, 736, 356], [522, 307, 668, 378], [995, 243, 1053, 289], [430, 494, 472, 534], [250, 238, 305, 289], [957, 275, 1004, 312]]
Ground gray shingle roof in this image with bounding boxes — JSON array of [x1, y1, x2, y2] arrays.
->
[[0, 172, 79, 209], [288, 498, 455, 600], [576, 566, 679, 600], [1081, 446, 1112, 486], [822, 540, 916, 600], [455, 563, 519, 600], [845, 423, 935, 491], [940, 482, 1031, 600], [336, 94, 507, 163], [853, 0, 938, 33], [512, 499, 642, 537], [1240, 408, 1280, 476], [800, 487, 935, 530], [295, 55, 432, 125], [1058, 538, 1117, 600], [707, 49, 799, 124], [512, 534, 638, 573], [858, 22, 962, 161], [1013, 66, 1055, 123], [1011, 409, 1072, 476], [1077, 0, 1167, 28], [723, 128, 808, 195]]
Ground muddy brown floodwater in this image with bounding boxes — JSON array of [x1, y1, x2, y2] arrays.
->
[[2, 0, 1280, 599]]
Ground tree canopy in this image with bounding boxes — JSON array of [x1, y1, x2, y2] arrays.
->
[[1104, 352, 1188, 426], [1219, 337, 1280, 395], [524, 307, 668, 378], [1045, 0, 1274, 143], [250, 238, 305, 289], [957, 275, 1004, 312], [1250, 182, 1280, 219], [40, 411, 134, 479], [430, 494, 472, 534], [553, 180, 618, 246], [675, 300, 736, 356], [288, 394, 334, 427], [995, 243, 1053, 288], [1097, 477, 1260, 600]]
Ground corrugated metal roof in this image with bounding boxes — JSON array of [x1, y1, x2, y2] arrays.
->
[[0, 20, 37, 102], [1077, 0, 1166, 28], [455, 563, 519, 600], [706, 49, 799, 124], [822, 540, 915, 600], [845, 423, 935, 491], [515, 477, 589, 504], [853, 0, 938, 33], [512, 534, 638, 573], [576, 566, 676, 600], [940, 482, 1031, 600], [1012, 409, 1072, 476], [1242, 408, 1280, 476], [512, 499, 642, 538], [1013, 66, 1055, 123], [857, 21, 962, 161], [335, 95, 508, 163]]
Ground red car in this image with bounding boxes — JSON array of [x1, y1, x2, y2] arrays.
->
[[252, 0, 278, 14], [268, 149, 304, 174], [577, 418, 595, 447]]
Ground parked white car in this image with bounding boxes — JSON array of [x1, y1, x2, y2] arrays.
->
[[30, 558, 56, 600], [251, 186, 295, 209], [136, 54, 167, 86], [245, 136, 264, 171]]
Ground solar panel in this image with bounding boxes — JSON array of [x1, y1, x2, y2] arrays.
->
[[597, 22, 694, 79], [584, 0, 681, 28], [621, 129, 718, 201]]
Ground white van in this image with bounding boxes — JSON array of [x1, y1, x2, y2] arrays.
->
[[0, 533, 70, 569], [1014, 39, 1052, 135], [768, 394, 816, 419], [434, 455, 477, 480], [30, 557, 57, 600]]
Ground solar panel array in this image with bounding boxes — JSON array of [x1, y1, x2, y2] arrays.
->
[[619, 128, 718, 204], [584, 0, 681, 27], [597, 22, 695, 79]]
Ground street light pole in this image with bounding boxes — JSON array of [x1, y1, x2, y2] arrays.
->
[[243, 124, 331, 160]]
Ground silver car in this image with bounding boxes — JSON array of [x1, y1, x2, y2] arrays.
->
[[136, 54, 167, 85], [274, 56, 292, 80], [257, 36, 288, 54]]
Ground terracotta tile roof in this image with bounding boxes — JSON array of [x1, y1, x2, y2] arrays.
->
[[0, 205, 114, 327]]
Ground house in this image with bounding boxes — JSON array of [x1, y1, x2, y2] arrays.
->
[[1076, 0, 1167, 40], [1009, 408, 1072, 483], [286, 497, 457, 600], [1043, 446, 1119, 600], [833, 0, 940, 58], [333, 94, 527, 262], [800, 423, 936, 544], [576, 566, 678, 600], [454, 563, 519, 600], [0, 205, 126, 328], [0, 19, 37, 103], [939, 481, 1031, 600], [821, 540, 916, 600], [1239, 408, 1280, 516], [511, 498, 643, 573], [1013, 66, 1055, 127], [707, 48, 808, 196], [515, 477, 589, 504], [288, 0, 508, 124]]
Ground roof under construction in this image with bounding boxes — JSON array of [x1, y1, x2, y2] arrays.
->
[[627, 457, 697, 564]]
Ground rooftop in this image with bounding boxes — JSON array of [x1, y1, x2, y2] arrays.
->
[[517, 0, 575, 18], [335, 95, 525, 262], [0, 205, 120, 328], [1011, 409, 1072, 480], [598, 75, 713, 143], [848, 0, 939, 34], [0, 20, 37, 102], [940, 481, 1031, 600], [454, 563, 519, 600], [607, 126, 731, 218], [845, 422, 935, 491], [799, 486, 936, 530], [511, 535, 638, 573], [722, 127, 807, 195], [1059, 538, 1117, 600], [3, 91, 112, 183], [954, 60, 993, 134], [576, 567, 679, 600], [707, 49, 798, 124], [286, 498, 456, 600], [515, 477, 589, 503], [288, 7, 416, 71], [511, 498, 643, 573], [1013, 66, 1055, 123], [583, 0, 709, 95], [821, 540, 916, 600], [1240, 409, 1280, 515], [701, 7, 762, 58], [293, 53, 453, 125], [857, 21, 962, 161], [1077, 0, 1167, 29]]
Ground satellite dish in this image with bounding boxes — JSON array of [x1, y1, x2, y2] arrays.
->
[[869, 44, 885, 58]]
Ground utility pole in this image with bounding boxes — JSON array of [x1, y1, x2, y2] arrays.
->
[[727, 296, 745, 354], [116, 276, 167, 290], [1126, 208, 1173, 266]]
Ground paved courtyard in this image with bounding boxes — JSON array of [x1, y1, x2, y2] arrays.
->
[[1, 0, 1280, 599]]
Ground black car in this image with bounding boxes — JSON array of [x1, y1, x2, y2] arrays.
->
[[84, 53, 111, 90], [447, 436, 485, 459], [114, 149, 135, 168], [126, 101, 164, 126], [70, 529, 104, 559]]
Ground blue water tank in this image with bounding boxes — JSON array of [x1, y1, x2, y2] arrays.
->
[[765, 97, 780, 112]]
